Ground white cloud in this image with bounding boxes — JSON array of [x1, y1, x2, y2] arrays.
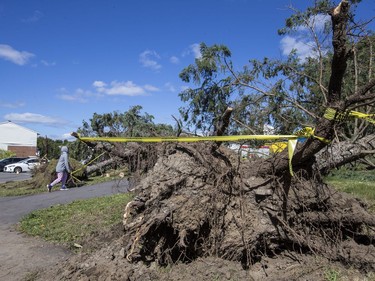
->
[[57, 88, 100, 103], [182, 43, 202, 59], [104, 81, 144, 96], [313, 14, 330, 31], [0, 101, 25, 108], [190, 43, 202, 59], [280, 36, 316, 62], [22, 10, 43, 23], [170, 56, 180, 64], [41, 60, 56, 66], [93, 80, 159, 96], [4, 112, 68, 126], [93, 80, 107, 88], [59, 94, 79, 102], [139, 50, 162, 70], [62, 132, 76, 141], [280, 14, 330, 62], [0, 44, 35, 65], [298, 14, 330, 33], [165, 82, 176, 92], [144, 84, 160, 92]]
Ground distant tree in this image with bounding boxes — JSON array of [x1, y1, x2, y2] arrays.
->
[[82, 105, 174, 138], [37, 136, 67, 160], [0, 149, 15, 159], [71, 106, 176, 173]]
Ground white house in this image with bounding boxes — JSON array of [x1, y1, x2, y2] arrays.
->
[[0, 121, 38, 157]]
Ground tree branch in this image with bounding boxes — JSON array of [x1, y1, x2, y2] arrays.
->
[[215, 107, 233, 136], [345, 77, 375, 106]]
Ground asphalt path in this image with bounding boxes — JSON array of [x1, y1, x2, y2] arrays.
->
[[0, 179, 130, 228]]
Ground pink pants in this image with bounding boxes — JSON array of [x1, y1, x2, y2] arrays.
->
[[50, 171, 68, 187]]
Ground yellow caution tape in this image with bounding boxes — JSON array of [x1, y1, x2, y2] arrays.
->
[[324, 108, 375, 125], [268, 142, 288, 153], [73, 127, 329, 177], [288, 139, 298, 176], [348, 111, 375, 124], [77, 134, 297, 143], [294, 126, 331, 144]]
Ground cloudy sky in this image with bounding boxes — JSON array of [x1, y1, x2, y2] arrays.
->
[[0, 0, 374, 139]]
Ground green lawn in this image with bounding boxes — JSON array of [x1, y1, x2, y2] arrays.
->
[[324, 169, 375, 211], [18, 192, 133, 248]]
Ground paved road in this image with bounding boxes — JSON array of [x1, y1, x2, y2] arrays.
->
[[0, 179, 130, 228]]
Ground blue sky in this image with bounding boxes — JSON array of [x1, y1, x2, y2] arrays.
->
[[0, 0, 374, 140]]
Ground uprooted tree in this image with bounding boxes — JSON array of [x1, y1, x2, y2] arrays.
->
[[72, 0, 375, 272]]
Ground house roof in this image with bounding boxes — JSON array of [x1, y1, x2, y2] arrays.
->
[[0, 121, 39, 135]]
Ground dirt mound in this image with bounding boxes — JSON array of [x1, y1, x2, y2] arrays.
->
[[39, 142, 375, 280], [39, 238, 372, 281]]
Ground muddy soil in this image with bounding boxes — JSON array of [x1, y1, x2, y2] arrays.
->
[[0, 224, 71, 281], [1, 221, 373, 281], [36, 224, 373, 281]]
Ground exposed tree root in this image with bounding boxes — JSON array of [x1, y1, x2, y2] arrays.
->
[[122, 142, 375, 272]]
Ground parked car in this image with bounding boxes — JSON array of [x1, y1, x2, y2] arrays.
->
[[3, 157, 40, 173], [0, 157, 28, 172]]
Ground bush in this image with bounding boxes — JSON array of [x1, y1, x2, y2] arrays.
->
[[0, 149, 16, 159]]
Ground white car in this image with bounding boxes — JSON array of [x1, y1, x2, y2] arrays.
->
[[3, 158, 40, 173]]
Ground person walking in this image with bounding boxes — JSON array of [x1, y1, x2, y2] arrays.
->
[[47, 146, 71, 192]]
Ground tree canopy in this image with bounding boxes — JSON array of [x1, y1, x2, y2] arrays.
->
[[178, 0, 374, 140]]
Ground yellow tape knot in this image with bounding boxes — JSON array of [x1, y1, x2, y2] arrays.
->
[[324, 108, 375, 125]]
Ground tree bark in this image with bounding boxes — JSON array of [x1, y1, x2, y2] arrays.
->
[[316, 134, 375, 175]]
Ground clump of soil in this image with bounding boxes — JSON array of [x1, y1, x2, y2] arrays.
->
[[39, 142, 375, 280]]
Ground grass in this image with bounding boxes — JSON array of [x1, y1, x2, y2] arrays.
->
[[324, 169, 375, 211], [0, 180, 40, 197], [18, 192, 133, 246], [324, 268, 339, 281]]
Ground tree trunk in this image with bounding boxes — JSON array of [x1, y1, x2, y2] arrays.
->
[[261, 0, 355, 177], [316, 134, 375, 175], [86, 158, 121, 175]]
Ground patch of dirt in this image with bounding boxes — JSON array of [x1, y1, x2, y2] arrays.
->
[[0, 225, 71, 281], [37, 225, 373, 281]]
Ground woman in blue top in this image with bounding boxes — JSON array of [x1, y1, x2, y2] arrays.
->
[[47, 146, 71, 192]]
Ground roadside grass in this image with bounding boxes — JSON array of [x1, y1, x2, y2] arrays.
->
[[323, 267, 375, 281], [18, 192, 133, 247], [0, 180, 40, 197], [324, 169, 375, 212], [0, 173, 126, 197]]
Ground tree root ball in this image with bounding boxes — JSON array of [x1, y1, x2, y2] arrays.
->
[[123, 143, 375, 270]]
